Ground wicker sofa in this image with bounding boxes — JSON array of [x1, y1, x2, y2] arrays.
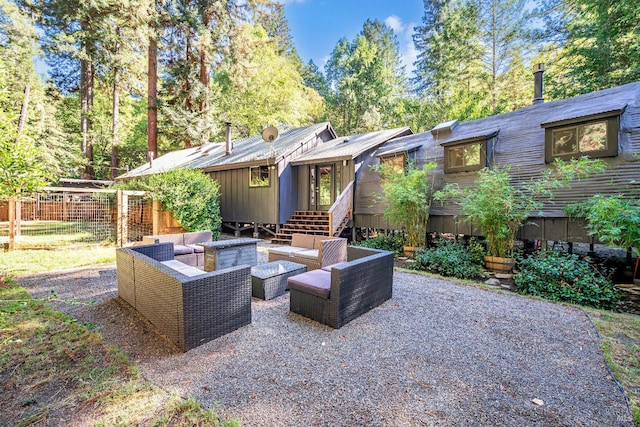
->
[[116, 242, 251, 351], [287, 246, 394, 328], [267, 233, 347, 271], [142, 231, 212, 267]]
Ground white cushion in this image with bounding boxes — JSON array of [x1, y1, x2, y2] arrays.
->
[[161, 260, 205, 277], [268, 246, 308, 256], [293, 249, 319, 260]]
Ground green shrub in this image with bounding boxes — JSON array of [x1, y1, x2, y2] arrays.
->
[[356, 234, 404, 256], [412, 238, 485, 280], [117, 168, 222, 238], [515, 251, 619, 309]]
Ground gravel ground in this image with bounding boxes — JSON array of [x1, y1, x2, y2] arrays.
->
[[16, 245, 634, 426]]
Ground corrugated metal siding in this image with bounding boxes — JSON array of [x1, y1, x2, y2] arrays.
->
[[355, 82, 640, 241], [431, 88, 640, 218], [354, 135, 444, 216]]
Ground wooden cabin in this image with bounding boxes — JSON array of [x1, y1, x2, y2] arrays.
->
[[356, 80, 640, 244], [118, 122, 337, 237], [274, 127, 414, 243]]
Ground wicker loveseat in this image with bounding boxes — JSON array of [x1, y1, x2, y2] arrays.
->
[[142, 231, 212, 267], [287, 246, 394, 328], [116, 242, 251, 351], [267, 233, 347, 271]]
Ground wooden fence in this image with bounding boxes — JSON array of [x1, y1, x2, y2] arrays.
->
[[0, 188, 175, 247]]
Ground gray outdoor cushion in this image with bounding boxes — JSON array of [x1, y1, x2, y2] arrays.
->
[[160, 260, 204, 277], [184, 231, 212, 245], [287, 269, 331, 299], [174, 244, 195, 255], [293, 249, 319, 260], [187, 244, 205, 253], [269, 246, 308, 256]]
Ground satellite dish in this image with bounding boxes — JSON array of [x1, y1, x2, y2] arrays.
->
[[261, 126, 279, 143]]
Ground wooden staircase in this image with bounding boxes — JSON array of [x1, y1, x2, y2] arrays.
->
[[272, 181, 354, 245], [272, 211, 331, 245]]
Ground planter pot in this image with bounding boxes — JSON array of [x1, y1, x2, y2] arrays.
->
[[403, 245, 417, 258], [484, 255, 515, 273]]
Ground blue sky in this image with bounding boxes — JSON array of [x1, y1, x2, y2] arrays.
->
[[280, 0, 425, 75]]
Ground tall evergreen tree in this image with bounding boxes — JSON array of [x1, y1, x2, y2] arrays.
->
[[302, 59, 329, 99], [325, 19, 407, 135], [477, 0, 529, 113], [412, 0, 486, 124], [537, 0, 640, 98], [214, 23, 323, 138]]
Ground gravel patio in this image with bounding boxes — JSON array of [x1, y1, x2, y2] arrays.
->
[[16, 245, 634, 426]]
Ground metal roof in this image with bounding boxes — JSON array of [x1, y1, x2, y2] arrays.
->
[[117, 122, 335, 179], [290, 127, 413, 165], [374, 137, 424, 157]]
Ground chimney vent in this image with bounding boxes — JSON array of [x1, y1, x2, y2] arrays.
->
[[225, 122, 232, 155], [532, 63, 545, 104]]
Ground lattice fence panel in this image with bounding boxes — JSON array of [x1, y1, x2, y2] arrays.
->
[[13, 192, 115, 247], [125, 195, 153, 244]]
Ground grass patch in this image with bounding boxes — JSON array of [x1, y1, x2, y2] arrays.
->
[[0, 220, 115, 248], [585, 308, 640, 425], [0, 246, 116, 276], [0, 277, 236, 426]]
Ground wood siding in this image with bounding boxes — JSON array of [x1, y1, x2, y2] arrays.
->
[[209, 127, 335, 225], [209, 168, 278, 224]]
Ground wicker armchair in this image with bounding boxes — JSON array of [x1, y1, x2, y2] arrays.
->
[[287, 246, 394, 328], [116, 242, 251, 351], [268, 234, 347, 271]]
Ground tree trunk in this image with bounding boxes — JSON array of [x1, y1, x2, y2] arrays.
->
[[183, 36, 192, 149], [199, 12, 211, 146], [199, 44, 209, 145], [111, 51, 120, 180], [17, 84, 30, 139], [80, 57, 95, 179], [147, 35, 158, 162]]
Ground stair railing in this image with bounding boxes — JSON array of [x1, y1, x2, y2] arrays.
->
[[327, 181, 354, 237]]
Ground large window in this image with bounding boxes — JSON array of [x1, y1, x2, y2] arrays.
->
[[249, 165, 270, 187], [543, 113, 619, 163]]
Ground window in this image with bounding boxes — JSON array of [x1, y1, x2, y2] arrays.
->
[[543, 112, 620, 163], [443, 139, 488, 173], [448, 143, 481, 168], [440, 130, 497, 174], [380, 154, 406, 174], [249, 165, 270, 187]]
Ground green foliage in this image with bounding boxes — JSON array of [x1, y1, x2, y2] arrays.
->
[[120, 169, 221, 237], [374, 161, 436, 247], [0, 132, 48, 200], [540, 0, 640, 99], [355, 234, 404, 256], [213, 23, 324, 139], [515, 251, 619, 309], [412, 238, 485, 280], [325, 19, 407, 135], [434, 158, 605, 258], [566, 194, 640, 254]]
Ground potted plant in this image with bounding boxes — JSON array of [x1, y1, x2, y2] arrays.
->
[[434, 158, 604, 272], [374, 161, 436, 257]]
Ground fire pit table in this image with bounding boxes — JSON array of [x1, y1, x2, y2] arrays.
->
[[251, 261, 307, 300]]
